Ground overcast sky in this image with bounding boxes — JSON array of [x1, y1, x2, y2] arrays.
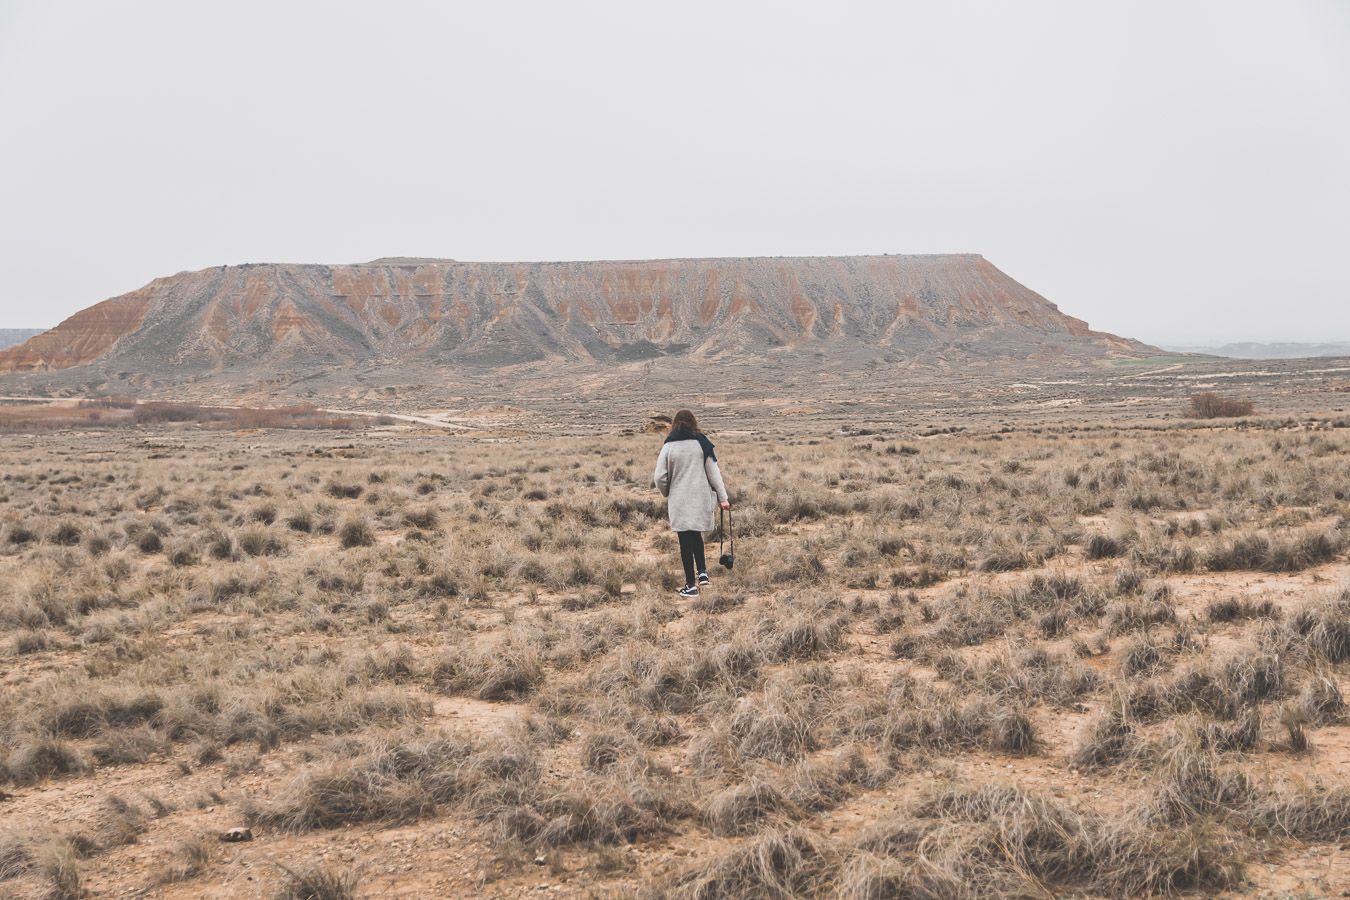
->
[[1, 1, 1346, 345]]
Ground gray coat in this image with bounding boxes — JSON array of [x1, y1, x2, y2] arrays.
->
[[653, 439, 729, 533]]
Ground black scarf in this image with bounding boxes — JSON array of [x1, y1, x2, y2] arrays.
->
[[664, 426, 717, 462]]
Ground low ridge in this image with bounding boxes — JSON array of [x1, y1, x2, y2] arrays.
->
[[0, 329, 45, 351]]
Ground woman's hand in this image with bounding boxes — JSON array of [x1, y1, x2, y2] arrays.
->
[[720, 500, 731, 510]]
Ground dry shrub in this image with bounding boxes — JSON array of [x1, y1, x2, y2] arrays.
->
[[403, 506, 438, 530], [691, 592, 745, 614], [134, 401, 214, 424], [1184, 392, 1253, 418], [91, 723, 166, 766], [39, 689, 163, 738], [1085, 533, 1123, 559], [237, 525, 286, 557], [36, 841, 84, 900], [1149, 732, 1252, 823], [9, 628, 52, 655], [0, 829, 31, 881], [758, 612, 847, 662], [853, 782, 1243, 896], [49, 521, 82, 546], [1201, 708, 1263, 752], [97, 794, 148, 849], [1071, 702, 1138, 771], [1105, 595, 1176, 635], [579, 652, 684, 718], [1128, 647, 1284, 722], [953, 645, 1100, 706], [865, 690, 1037, 756], [579, 731, 637, 772], [1120, 633, 1166, 676], [274, 861, 360, 900], [337, 517, 374, 549], [363, 643, 418, 683], [134, 529, 164, 554], [727, 680, 821, 763], [1251, 781, 1350, 840], [1205, 596, 1277, 622], [931, 590, 1020, 647], [248, 733, 478, 831], [157, 836, 212, 884], [662, 827, 834, 899], [324, 479, 363, 500], [705, 778, 798, 837], [771, 549, 827, 584], [1278, 704, 1311, 754], [784, 746, 889, 815], [3, 736, 86, 785], [433, 641, 543, 701], [1287, 588, 1350, 662], [285, 508, 315, 533], [0, 403, 132, 430], [1096, 818, 1244, 895], [525, 774, 686, 847], [166, 542, 199, 567], [1295, 673, 1345, 725], [1205, 529, 1343, 573]]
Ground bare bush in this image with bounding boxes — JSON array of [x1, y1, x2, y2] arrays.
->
[[1184, 392, 1254, 419]]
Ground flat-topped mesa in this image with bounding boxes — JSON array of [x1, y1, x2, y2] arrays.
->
[[0, 254, 1152, 374]]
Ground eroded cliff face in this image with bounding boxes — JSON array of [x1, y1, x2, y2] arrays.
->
[[0, 255, 1149, 374], [0, 296, 151, 371]]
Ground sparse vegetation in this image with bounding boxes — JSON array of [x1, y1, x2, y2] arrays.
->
[[0, 417, 1346, 895]]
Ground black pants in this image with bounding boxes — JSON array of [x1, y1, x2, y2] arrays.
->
[[677, 531, 707, 587]]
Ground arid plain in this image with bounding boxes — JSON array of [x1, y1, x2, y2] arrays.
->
[[1, 359, 1349, 898]]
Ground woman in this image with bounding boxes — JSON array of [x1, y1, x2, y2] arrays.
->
[[653, 409, 730, 597]]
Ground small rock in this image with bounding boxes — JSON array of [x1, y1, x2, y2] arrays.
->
[[221, 827, 254, 843]]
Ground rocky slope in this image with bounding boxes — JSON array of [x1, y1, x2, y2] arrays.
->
[[0, 255, 1151, 381]]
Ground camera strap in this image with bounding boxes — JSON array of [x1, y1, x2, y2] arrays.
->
[[720, 506, 733, 557]]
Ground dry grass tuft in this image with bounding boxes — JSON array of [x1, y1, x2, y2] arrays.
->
[[157, 836, 212, 884], [274, 861, 360, 900], [433, 641, 543, 701], [662, 827, 834, 899], [247, 733, 479, 832]]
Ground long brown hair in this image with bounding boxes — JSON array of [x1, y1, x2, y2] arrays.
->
[[670, 409, 701, 434]]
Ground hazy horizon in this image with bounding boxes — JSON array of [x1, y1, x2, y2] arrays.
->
[[1, 1, 1347, 347]]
